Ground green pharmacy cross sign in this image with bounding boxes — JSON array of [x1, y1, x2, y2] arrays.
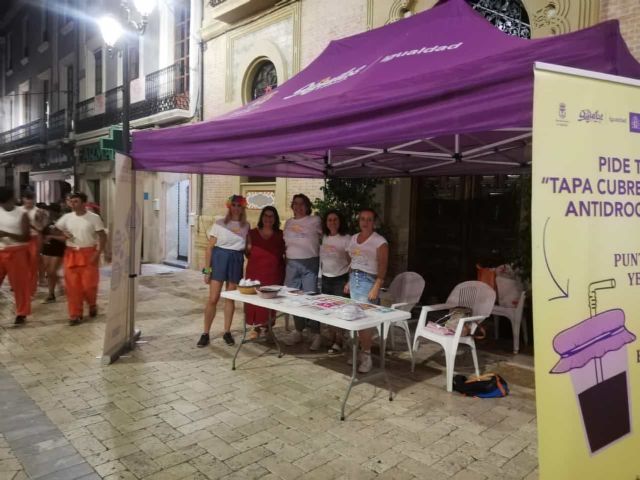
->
[[80, 127, 125, 163], [99, 127, 124, 153]]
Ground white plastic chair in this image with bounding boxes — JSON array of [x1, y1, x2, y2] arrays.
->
[[379, 272, 425, 364], [492, 291, 527, 354], [411, 281, 496, 392]]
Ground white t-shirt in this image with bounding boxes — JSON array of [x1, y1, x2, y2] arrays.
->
[[0, 207, 27, 248], [348, 232, 388, 276], [55, 211, 105, 248], [208, 219, 249, 251], [320, 234, 351, 277], [283, 215, 322, 259], [19, 206, 46, 235]]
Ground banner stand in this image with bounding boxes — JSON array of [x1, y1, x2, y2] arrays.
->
[[102, 154, 143, 364], [532, 62, 640, 479]]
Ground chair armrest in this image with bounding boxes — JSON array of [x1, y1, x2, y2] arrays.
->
[[391, 302, 415, 312], [422, 303, 456, 313], [453, 315, 487, 338]]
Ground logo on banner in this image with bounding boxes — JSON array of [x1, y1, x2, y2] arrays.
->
[[558, 102, 567, 119], [380, 42, 463, 63], [629, 112, 640, 133], [555, 102, 569, 126], [609, 115, 627, 124], [578, 109, 604, 123], [283, 65, 368, 100]]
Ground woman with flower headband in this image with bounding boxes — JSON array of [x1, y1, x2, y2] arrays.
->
[[197, 195, 250, 347]]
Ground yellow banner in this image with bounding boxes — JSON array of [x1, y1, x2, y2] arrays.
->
[[533, 66, 640, 479]]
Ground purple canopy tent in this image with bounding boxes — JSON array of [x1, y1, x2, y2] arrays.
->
[[131, 0, 640, 177]]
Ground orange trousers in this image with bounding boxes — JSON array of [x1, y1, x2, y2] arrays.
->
[[0, 245, 32, 316], [64, 247, 99, 318], [27, 236, 40, 295]]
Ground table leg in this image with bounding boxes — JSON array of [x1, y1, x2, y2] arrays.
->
[[268, 312, 283, 358], [380, 322, 393, 401], [340, 330, 359, 421], [232, 311, 248, 371]]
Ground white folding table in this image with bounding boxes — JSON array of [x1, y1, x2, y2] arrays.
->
[[221, 288, 411, 420]]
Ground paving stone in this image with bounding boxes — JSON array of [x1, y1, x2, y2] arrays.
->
[[259, 455, 305, 479], [142, 462, 198, 480], [0, 267, 538, 480], [490, 435, 530, 459], [34, 462, 96, 480], [95, 460, 127, 477], [224, 446, 272, 471], [189, 453, 233, 479]]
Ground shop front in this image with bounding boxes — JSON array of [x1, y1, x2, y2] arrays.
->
[[29, 150, 74, 204]]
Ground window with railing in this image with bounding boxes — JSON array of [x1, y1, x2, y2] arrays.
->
[[129, 42, 140, 81], [466, 0, 531, 38], [48, 110, 67, 140], [41, 3, 49, 43], [94, 49, 103, 95], [0, 119, 45, 153], [174, 0, 190, 97], [22, 17, 29, 58], [6, 32, 13, 70], [75, 62, 190, 134]]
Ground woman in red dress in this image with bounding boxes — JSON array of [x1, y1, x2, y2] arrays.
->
[[245, 206, 285, 338]]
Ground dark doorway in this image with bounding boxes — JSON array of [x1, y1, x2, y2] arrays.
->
[[409, 174, 526, 303]]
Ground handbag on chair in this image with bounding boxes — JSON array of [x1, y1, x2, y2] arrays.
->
[[428, 306, 486, 339]]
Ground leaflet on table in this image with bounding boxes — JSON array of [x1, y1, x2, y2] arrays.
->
[[275, 293, 396, 315]]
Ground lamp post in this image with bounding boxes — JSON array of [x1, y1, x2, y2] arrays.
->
[[98, 0, 156, 356]]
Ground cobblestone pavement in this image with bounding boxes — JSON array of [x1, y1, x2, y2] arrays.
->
[[0, 266, 538, 480]]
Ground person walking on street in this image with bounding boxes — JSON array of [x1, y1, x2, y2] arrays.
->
[[0, 187, 32, 325], [198, 195, 249, 347], [19, 191, 47, 295], [41, 203, 66, 303], [53, 192, 109, 325]]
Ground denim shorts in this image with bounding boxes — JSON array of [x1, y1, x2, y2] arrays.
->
[[211, 247, 244, 284], [349, 270, 379, 304]]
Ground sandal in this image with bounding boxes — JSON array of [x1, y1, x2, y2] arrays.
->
[[248, 328, 260, 340]]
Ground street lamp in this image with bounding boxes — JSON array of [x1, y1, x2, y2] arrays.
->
[[98, 0, 156, 358]]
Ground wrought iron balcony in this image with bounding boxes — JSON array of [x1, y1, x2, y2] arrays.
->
[[132, 61, 190, 117], [75, 62, 189, 135], [47, 110, 68, 141], [0, 119, 46, 153], [210, 0, 227, 5]]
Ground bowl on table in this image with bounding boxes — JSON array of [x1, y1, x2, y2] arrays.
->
[[258, 286, 281, 299], [238, 284, 260, 294]]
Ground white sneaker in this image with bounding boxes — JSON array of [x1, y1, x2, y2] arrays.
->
[[283, 330, 303, 346], [358, 352, 373, 373], [347, 350, 355, 366], [309, 334, 323, 351]]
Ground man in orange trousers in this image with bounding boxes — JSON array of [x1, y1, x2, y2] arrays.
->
[[19, 191, 46, 295], [0, 186, 32, 325], [52, 192, 108, 325]]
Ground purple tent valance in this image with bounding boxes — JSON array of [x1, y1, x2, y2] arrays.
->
[[131, 0, 640, 177]]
